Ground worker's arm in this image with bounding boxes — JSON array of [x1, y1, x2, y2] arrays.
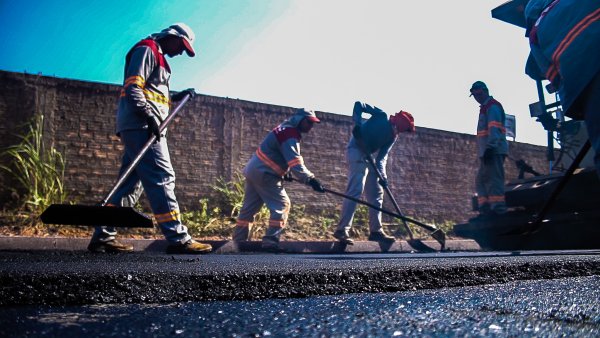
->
[[123, 46, 157, 118], [486, 104, 506, 151]]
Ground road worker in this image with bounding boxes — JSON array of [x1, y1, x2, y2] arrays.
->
[[470, 81, 508, 217], [232, 108, 325, 250], [525, 0, 600, 179], [333, 101, 415, 245], [88, 23, 212, 254]]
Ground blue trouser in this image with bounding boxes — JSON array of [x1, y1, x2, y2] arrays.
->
[[582, 71, 600, 179], [93, 130, 191, 244], [336, 144, 384, 234], [476, 154, 507, 214]]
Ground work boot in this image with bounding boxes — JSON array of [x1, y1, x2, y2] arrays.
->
[[232, 225, 250, 242], [87, 239, 134, 253], [368, 231, 395, 244], [333, 229, 354, 245], [262, 235, 286, 252], [166, 239, 212, 254]]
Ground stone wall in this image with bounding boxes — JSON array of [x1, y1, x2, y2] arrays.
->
[[0, 71, 549, 224]]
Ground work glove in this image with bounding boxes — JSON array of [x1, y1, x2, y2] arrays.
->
[[147, 115, 162, 142], [307, 177, 325, 193], [283, 172, 294, 182], [378, 178, 388, 188], [171, 88, 196, 101]]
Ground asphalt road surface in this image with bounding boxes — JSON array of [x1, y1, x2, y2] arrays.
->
[[1, 276, 598, 337], [0, 250, 598, 336]]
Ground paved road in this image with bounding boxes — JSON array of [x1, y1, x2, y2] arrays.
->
[[1, 275, 598, 337], [0, 250, 599, 305]]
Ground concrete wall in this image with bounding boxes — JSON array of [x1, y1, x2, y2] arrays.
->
[[0, 71, 550, 224]]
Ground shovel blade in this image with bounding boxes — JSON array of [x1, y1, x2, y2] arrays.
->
[[41, 204, 154, 228], [430, 229, 446, 249]]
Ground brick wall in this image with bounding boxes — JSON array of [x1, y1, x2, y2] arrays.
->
[[0, 71, 549, 224]]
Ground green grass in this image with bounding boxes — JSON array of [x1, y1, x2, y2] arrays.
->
[[0, 115, 67, 223]]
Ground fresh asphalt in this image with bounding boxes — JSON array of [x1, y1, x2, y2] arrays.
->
[[2, 276, 598, 337], [0, 237, 599, 337], [0, 236, 599, 306]]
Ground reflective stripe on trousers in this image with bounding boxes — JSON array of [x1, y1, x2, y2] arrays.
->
[[93, 129, 190, 244]]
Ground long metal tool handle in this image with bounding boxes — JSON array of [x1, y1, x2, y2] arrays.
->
[[363, 154, 415, 239], [100, 94, 192, 205], [526, 140, 591, 233], [321, 185, 439, 232]]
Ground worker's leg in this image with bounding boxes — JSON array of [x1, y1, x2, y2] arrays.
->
[[255, 173, 290, 247], [335, 146, 368, 234], [233, 176, 264, 242], [120, 130, 191, 244], [364, 168, 384, 234], [488, 155, 507, 214], [475, 159, 490, 214], [90, 146, 144, 243]]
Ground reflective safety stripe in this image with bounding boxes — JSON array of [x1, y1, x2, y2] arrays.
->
[[488, 195, 505, 203], [488, 121, 506, 133], [154, 209, 180, 223], [143, 89, 170, 106], [268, 219, 285, 228], [124, 75, 145, 88], [547, 7, 600, 83], [287, 157, 303, 168], [120, 75, 146, 97], [256, 148, 285, 176], [236, 219, 252, 227], [477, 196, 489, 205], [477, 130, 489, 137]]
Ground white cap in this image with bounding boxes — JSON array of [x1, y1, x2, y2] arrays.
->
[[161, 23, 196, 57]]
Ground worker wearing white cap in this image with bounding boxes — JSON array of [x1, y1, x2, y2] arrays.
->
[[88, 23, 212, 254]]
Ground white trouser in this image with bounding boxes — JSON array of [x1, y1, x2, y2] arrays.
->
[[336, 145, 384, 234]]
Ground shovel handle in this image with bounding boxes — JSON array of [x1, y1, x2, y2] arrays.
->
[[100, 94, 192, 205], [363, 154, 415, 239]]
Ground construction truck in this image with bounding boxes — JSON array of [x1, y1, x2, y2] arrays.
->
[[453, 0, 600, 250]]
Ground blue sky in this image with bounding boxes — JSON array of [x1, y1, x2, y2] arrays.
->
[[0, 0, 553, 146]]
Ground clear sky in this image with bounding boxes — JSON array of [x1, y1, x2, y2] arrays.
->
[[0, 0, 551, 146]]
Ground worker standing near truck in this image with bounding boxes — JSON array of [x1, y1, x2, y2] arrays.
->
[[470, 81, 508, 217]]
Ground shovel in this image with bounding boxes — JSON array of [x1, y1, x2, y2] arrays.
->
[[502, 140, 591, 236], [40, 93, 193, 228], [282, 175, 446, 249], [362, 154, 446, 249]]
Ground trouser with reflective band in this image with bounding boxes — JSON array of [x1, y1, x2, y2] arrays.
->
[[235, 169, 290, 243], [336, 145, 384, 234], [475, 154, 507, 214], [93, 130, 191, 244]]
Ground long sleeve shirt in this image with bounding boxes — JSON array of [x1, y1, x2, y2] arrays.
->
[[116, 39, 172, 134], [350, 105, 396, 180], [245, 125, 315, 183], [477, 97, 508, 158]]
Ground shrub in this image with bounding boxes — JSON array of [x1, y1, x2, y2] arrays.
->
[[0, 115, 67, 220]]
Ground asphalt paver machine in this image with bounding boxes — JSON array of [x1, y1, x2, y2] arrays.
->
[[453, 0, 600, 250]]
